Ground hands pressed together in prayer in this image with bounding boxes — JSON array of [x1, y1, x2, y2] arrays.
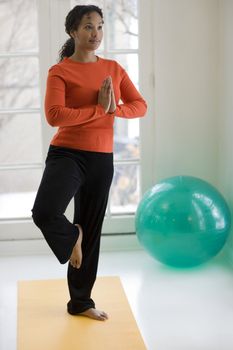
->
[[98, 76, 116, 114]]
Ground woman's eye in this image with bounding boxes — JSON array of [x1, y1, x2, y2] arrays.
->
[[85, 25, 103, 30]]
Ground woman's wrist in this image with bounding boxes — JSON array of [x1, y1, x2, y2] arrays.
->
[[108, 109, 116, 114]]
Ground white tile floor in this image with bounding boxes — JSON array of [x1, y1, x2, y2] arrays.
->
[[1, 249, 233, 350]]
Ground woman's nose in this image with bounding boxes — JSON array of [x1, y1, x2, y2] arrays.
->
[[91, 28, 98, 37]]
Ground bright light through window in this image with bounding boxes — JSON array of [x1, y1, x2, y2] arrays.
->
[[0, 0, 42, 220]]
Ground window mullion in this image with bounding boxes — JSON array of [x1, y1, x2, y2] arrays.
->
[[103, 0, 108, 56], [0, 52, 39, 58], [0, 108, 41, 114], [0, 164, 42, 171]]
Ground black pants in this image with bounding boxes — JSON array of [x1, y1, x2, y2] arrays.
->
[[31, 145, 114, 313]]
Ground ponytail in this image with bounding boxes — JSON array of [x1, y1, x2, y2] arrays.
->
[[58, 37, 75, 62]]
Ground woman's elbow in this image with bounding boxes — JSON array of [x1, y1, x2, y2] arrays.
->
[[46, 115, 57, 127], [45, 107, 60, 127], [139, 99, 147, 117]]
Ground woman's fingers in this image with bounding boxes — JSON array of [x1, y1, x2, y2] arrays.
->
[[102, 77, 111, 90], [101, 78, 111, 97], [108, 77, 115, 95], [100, 80, 108, 94], [98, 76, 114, 113], [98, 78, 111, 113]]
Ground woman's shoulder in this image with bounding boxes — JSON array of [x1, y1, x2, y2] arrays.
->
[[47, 61, 64, 76], [99, 57, 125, 73]]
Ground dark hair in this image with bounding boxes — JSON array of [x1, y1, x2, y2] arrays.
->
[[58, 5, 103, 62]]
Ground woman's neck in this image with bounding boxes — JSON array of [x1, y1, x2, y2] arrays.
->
[[69, 51, 98, 63]]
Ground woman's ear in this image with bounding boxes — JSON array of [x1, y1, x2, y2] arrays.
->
[[69, 30, 76, 39]]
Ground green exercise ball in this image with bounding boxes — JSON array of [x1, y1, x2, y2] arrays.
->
[[135, 176, 231, 268]]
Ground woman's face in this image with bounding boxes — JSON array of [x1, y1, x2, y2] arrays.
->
[[71, 11, 103, 51]]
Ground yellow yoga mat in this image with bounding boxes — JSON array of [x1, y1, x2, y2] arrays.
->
[[17, 276, 146, 350]]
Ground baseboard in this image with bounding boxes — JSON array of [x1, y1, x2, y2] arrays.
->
[[0, 234, 142, 257]]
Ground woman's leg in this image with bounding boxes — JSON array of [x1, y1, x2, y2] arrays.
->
[[31, 147, 84, 264], [67, 152, 113, 316]]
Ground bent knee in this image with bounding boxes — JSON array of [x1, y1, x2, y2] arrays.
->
[[31, 208, 54, 228]]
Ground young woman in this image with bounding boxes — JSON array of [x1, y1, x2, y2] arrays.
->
[[32, 4, 147, 321]]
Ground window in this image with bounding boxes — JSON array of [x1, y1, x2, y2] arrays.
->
[[0, 0, 42, 221], [0, 0, 154, 240]]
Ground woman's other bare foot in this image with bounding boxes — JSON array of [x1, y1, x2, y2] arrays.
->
[[79, 308, 109, 321], [69, 224, 83, 269]]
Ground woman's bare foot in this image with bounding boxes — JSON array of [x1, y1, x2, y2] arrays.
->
[[69, 224, 83, 269], [79, 308, 109, 321]]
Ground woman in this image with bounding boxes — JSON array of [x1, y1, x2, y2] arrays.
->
[[32, 4, 147, 321]]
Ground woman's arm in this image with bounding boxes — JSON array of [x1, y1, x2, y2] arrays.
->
[[44, 66, 106, 127], [115, 69, 147, 118]]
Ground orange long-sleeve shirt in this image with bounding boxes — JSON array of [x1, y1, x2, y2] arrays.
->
[[45, 56, 147, 153]]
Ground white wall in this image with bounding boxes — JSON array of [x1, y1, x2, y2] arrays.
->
[[151, 0, 233, 264], [218, 0, 233, 264], [153, 0, 219, 185]]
